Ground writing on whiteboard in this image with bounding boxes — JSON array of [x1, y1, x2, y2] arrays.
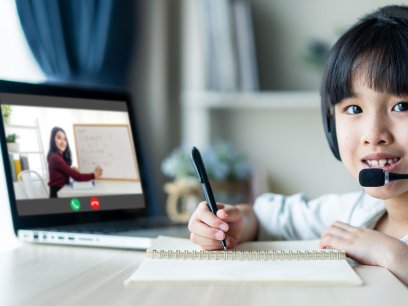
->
[[74, 125, 139, 181]]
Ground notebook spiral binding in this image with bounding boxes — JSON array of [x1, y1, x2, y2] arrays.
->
[[146, 249, 346, 261]]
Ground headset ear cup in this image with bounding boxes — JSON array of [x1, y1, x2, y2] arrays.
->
[[321, 94, 341, 161], [326, 112, 341, 161]]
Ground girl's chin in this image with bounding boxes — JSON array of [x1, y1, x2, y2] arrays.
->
[[364, 189, 390, 200], [364, 183, 407, 200]]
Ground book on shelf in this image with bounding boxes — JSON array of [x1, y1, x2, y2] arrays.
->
[[20, 155, 30, 171], [190, 0, 259, 92], [13, 158, 22, 178], [231, 0, 259, 91]]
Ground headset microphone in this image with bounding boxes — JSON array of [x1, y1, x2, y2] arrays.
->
[[359, 168, 408, 187]]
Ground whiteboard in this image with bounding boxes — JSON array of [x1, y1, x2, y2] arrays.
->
[[73, 124, 139, 181]]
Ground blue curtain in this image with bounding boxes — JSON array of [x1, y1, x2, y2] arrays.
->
[[15, 0, 136, 86]]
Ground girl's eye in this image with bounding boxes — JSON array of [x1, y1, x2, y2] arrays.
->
[[392, 102, 408, 112], [345, 105, 362, 115]]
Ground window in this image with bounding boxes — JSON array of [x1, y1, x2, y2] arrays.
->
[[0, 0, 45, 82]]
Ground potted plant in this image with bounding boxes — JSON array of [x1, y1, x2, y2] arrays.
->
[[6, 133, 19, 152], [1, 105, 12, 125], [161, 142, 252, 222]]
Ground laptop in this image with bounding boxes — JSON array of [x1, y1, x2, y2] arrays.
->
[[0, 80, 189, 249]]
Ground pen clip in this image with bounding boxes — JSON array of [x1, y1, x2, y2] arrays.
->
[[191, 146, 206, 183]]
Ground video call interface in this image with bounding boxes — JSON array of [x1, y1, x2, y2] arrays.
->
[[0, 93, 146, 216]]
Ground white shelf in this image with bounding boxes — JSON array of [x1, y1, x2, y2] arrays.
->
[[16, 151, 43, 154], [181, 90, 320, 147], [182, 91, 320, 109], [6, 124, 38, 129], [4, 119, 48, 179]]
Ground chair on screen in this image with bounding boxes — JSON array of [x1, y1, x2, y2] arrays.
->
[[17, 170, 49, 199]]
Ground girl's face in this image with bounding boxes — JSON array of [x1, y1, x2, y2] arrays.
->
[[54, 130, 67, 153], [335, 76, 408, 200]]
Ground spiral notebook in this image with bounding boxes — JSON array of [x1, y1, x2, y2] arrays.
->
[[125, 236, 363, 285]]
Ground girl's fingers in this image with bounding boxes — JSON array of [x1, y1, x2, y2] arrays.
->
[[188, 219, 225, 241], [215, 203, 226, 210], [332, 221, 356, 231], [320, 233, 347, 249], [190, 232, 232, 250], [195, 202, 229, 230], [216, 206, 241, 223], [322, 225, 351, 240]]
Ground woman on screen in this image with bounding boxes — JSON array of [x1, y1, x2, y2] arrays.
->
[[47, 127, 103, 198]]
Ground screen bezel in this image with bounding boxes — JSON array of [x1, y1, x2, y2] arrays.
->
[[0, 80, 150, 233]]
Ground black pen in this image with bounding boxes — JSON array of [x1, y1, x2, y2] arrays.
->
[[191, 146, 227, 251]]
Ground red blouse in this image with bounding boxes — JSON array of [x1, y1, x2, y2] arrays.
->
[[48, 152, 95, 187]]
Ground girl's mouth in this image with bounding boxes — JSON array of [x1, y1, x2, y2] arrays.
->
[[363, 157, 401, 171]]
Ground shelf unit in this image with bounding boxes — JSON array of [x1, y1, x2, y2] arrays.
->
[[179, 90, 360, 199], [5, 118, 48, 179], [181, 90, 320, 147]]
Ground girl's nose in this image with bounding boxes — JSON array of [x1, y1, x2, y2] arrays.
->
[[361, 116, 393, 146]]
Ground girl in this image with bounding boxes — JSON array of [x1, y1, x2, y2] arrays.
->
[[47, 127, 102, 198], [188, 5, 408, 285]]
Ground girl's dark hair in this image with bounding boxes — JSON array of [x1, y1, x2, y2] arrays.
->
[[321, 5, 408, 160], [47, 127, 72, 166]]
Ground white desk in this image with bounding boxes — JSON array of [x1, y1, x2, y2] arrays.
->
[[0, 243, 407, 306], [58, 181, 142, 197]]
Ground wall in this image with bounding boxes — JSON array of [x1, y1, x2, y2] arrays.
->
[[251, 0, 405, 90], [129, 0, 182, 214], [210, 105, 359, 199]]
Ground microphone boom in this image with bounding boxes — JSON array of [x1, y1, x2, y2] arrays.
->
[[359, 168, 408, 187]]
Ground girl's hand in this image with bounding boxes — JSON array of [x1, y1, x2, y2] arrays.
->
[[94, 166, 103, 178], [320, 221, 401, 267], [188, 202, 244, 250]]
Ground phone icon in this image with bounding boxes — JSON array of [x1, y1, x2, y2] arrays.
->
[[70, 198, 81, 212], [89, 197, 100, 210]]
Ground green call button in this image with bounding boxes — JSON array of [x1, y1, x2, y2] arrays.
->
[[70, 198, 81, 211]]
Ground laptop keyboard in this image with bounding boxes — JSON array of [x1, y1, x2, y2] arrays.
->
[[38, 218, 184, 235]]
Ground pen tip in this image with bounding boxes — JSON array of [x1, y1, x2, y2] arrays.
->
[[223, 246, 227, 251]]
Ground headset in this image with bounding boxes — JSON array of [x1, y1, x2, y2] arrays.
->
[[321, 93, 341, 161]]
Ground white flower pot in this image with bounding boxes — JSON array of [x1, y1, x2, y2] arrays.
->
[[7, 142, 20, 153]]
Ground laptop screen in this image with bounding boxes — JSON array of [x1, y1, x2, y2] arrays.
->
[[0, 91, 146, 217]]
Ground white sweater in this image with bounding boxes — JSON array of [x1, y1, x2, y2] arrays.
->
[[253, 191, 408, 244]]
